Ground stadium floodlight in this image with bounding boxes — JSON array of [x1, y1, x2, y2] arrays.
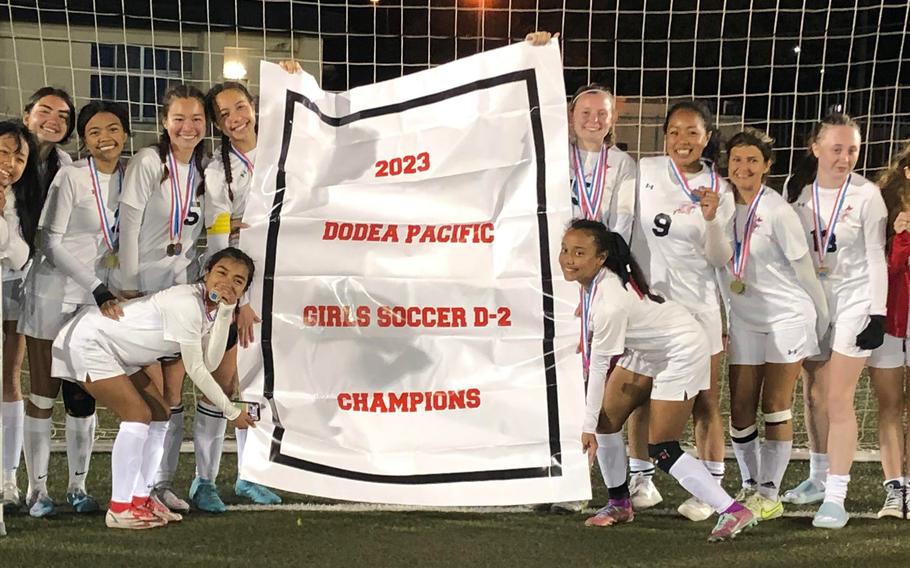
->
[[793, 45, 802, 54], [224, 60, 248, 80]]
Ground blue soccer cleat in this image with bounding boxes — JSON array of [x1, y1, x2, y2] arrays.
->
[[67, 488, 100, 514], [812, 501, 850, 529], [189, 477, 226, 513], [235, 479, 282, 505]]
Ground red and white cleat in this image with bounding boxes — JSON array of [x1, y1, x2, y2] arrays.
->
[[105, 505, 167, 530]]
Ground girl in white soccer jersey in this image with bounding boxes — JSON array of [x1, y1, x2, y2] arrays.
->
[[628, 100, 732, 522], [11, 89, 75, 512], [50, 248, 257, 529], [0, 121, 39, 510], [718, 130, 830, 522], [118, 84, 209, 514], [781, 113, 887, 529], [560, 219, 755, 542], [188, 80, 282, 511], [866, 141, 910, 519], [19, 101, 131, 518]]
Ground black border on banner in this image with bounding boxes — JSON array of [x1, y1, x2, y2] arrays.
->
[[259, 68, 561, 484]]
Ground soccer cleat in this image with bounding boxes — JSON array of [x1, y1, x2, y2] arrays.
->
[[707, 507, 756, 542], [105, 506, 166, 530], [189, 477, 226, 514], [678, 496, 714, 522], [2, 481, 22, 512], [744, 492, 784, 521], [66, 488, 100, 514], [151, 485, 191, 514], [734, 484, 757, 503], [876, 481, 903, 519], [584, 502, 634, 527], [812, 501, 849, 529], [27, 492, 56, 518], [549, 500, 586, 514], [629, 474, 663, 510], [235, 479, 282, 505], [144, 494, 183, 522], [781, 479, 825, 505]]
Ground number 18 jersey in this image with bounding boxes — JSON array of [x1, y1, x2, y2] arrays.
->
[[631, 155, 734, 315]]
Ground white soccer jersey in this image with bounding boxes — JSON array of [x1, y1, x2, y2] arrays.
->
[[590, 270, 700, 357], [25, 159, 121, 303], [790, 174, 887, 319], [720, 188, 815, 332], [204, 145, 256, 239], [119, 147, 207, 294], [51, 283, 215, 381], [568, 145, 636, 243], [631, 156, 734, 314], [0, 188, 30, 280]]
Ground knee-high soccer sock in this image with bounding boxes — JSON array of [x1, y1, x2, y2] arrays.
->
[[235, 427, 247, 478], [730, 423, 760, 487], [703, 460, 725, 486], [595, 433, 628, 492], [193, 401, 226, 482], [809, 452, 828, 487], [1, 400, 24, 486], [110, 422, 148, 511], [65, 414, 96, 492], [757, 440, 792, 500], [629, 457, 655, 481], [671, 454, 734, 512], [23, 415, 52, 497], [133, 421, 168, 500], [823, 474, 850, 507], [155, 406, 184, 488]]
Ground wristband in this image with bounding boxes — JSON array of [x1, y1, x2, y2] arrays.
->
[[92, 283, 117, 307]]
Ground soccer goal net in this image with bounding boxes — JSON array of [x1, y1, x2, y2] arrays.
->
[[0, 1, 908, 452]]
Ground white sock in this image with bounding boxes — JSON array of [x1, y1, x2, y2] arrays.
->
[[65, 414, 96, 492], [193, 401, 226, 482], [2, 400, 24, 484], [669, 453, 734, 513], [730, 423, 760, 487], [629, 457, 655, 479], [133, 421, 168, 499], [595, 433, 628, 489], [23, 415, 52, 496], [111, 422, 148, 505], [155, 406, 184, 487], [703, 460, 725, 486], [823, 473, 850, 507], [758, 440, 792, 500], [809, 452, 828, 487], [235, 427, 247, 476]]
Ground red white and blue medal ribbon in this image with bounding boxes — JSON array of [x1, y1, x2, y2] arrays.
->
[[229, 145, 254, 176], [668, 158, 719, 203], [87, 157, 121, 253], [731, 186, 766, 281], [579, 269, 605, 372], [811, 174, 851, 269], [571, 144, 609, 221], [167, 151, 196, 243]]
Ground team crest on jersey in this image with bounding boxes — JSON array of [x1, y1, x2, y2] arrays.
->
[[840, 205, 854, 221], [673, 202, 698, 215]]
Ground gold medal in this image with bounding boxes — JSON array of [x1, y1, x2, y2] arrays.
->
[[729, 279, 746, 295], [817, 264, 829, 278], [103, 252, 119, 269]]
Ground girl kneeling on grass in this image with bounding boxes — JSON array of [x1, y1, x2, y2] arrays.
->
[[50, 247, 257, 529], [560, 219, 755, 542]]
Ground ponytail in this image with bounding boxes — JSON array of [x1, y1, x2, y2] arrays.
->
[[568, 218, 664, 303], [219, 132, 235, 202]]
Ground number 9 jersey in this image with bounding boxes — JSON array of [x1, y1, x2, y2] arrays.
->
[[631, 155, 734, 316]]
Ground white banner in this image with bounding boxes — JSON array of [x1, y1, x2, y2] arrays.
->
[[237, 41, 590, 505]]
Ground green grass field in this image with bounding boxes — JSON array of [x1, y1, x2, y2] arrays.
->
[[2, 455, 908, 567]]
